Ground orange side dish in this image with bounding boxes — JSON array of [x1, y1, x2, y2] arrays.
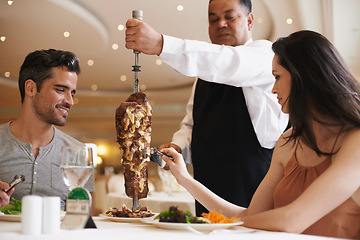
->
[[201, 210, 239, 224]]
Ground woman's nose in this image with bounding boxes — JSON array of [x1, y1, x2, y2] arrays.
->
[[271, 81, 277, 94]]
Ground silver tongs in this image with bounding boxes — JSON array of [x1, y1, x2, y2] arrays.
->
[[150, 147, 173, 168], [4, 175, 25, 193], [151, 147, 173, 160]]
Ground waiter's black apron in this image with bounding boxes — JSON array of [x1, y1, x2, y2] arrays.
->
[[191, 79, 273, 216]]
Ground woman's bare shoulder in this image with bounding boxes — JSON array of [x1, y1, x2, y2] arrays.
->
[[343, 127, 360, 142], [335, 127, 360, 157]]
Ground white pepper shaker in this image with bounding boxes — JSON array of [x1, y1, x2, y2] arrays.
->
[[21, 195, 42, 235], [42, 196, 60, 234]]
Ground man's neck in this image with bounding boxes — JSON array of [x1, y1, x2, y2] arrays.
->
[[10, 116, 55, 158]]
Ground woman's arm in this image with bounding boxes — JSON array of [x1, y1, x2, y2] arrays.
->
[[161, 147, 245, 216], [161, 133, 291, 218]]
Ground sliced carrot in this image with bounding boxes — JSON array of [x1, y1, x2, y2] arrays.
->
[[201, 210, 239, 224]]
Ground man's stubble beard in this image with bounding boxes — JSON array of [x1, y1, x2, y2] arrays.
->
[[32, 94, 67, 127]]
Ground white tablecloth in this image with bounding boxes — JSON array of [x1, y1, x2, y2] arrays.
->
[[0, 216, 341, 240], [104, 191, 196, 215]]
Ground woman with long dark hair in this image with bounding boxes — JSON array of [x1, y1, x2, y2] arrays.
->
[[161, 30, 360, 239]]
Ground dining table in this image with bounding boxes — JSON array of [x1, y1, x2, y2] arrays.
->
[[0, 215, 342, 240]]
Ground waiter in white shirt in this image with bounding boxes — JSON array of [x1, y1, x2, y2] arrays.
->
[[125, 0, 288, 216]]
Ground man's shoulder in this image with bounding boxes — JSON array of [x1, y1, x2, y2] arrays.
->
[[0, 122, 9, 130], [0, 122, 10, 139], [0, 123, 5, 132]]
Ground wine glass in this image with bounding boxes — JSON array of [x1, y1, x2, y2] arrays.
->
[[60, 145, 94, 191]]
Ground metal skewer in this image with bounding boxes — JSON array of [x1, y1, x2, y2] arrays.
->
[[133, 53, 140, 93], [132, 10, 143, 93], [132, 197, 140, 212], [131, 9, 143, 211]]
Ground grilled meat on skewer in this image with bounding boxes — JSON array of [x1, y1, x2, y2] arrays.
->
[[115, 92, 152, 199]]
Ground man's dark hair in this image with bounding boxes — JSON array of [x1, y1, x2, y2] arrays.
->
[[209, 0, 252, 14], [18, 49, 80, 103]]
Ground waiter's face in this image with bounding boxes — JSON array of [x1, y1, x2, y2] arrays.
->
[[208, 0, 254, 46]]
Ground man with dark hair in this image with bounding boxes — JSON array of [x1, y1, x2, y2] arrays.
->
[[0, 49, 94, 210], [126, 0, 288, 215]]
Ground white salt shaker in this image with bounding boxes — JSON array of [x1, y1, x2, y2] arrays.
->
[[42, 196, 60, 234], [21, 195, 43, 235]]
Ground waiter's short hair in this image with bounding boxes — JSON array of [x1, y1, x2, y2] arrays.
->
[[209, 0, 252, 14]]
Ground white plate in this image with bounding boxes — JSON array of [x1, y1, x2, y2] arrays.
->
[[100, 213, 157, 223], [0, 212, 66, 222], [142, 218, 244, 231]]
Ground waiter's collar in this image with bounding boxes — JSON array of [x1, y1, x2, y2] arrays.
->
[[243, 38, 253, 46]]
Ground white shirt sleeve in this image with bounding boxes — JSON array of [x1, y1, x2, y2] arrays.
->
[[160, 35, 275, 87], [161, 35, 289, 149], [171, 79, 197, 150]]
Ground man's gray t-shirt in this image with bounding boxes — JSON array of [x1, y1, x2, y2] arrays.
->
[[0, 122, 95, 210]]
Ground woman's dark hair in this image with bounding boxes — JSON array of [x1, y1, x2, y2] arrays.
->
[[18, 49, 80, 103], [272, 30, 360, 155], [209, 0, 252, 14]]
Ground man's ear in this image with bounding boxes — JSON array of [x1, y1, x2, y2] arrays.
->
[[247, 12, 254, 31], [24, 79, 37, 97]]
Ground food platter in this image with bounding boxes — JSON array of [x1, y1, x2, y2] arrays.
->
[[0, 214, 21, 222], [100, 214, 157, 223], [142, 218, 244, 231], [0, 212, 66, 222]]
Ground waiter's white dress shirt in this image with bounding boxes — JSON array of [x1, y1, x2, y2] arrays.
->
[[159, 35, 288, 152]]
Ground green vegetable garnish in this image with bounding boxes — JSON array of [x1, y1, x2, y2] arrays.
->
[[156, 206, 209, 224], [0, 197, 22, 215], [11, 197, 22, 212]]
